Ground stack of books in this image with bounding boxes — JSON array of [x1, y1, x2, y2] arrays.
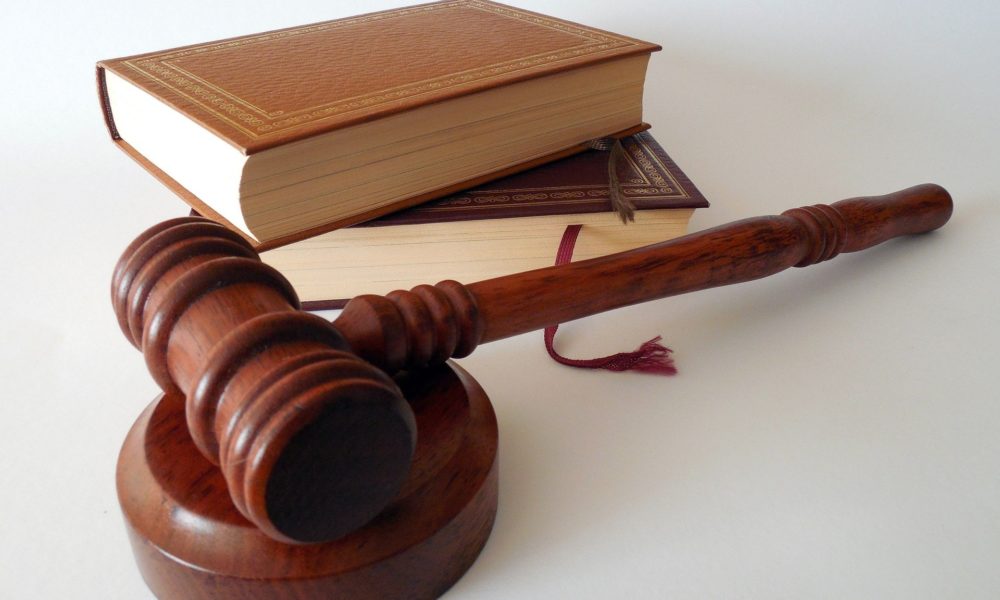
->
[[98, 0, 708, 306]]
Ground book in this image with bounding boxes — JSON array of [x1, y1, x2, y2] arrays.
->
[[97, 0, 661, 249], [259, 131, 709, 309]]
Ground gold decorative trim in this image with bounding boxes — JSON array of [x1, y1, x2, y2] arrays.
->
[[426, 135, 687, 209], [121, 0, 643, 138]]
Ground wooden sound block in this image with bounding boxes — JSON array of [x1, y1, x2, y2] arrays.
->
[[118, 361, 498, 599]]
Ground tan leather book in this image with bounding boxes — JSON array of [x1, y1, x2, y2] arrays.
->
[[97, 0, 660, 249], [257, 131, 708, 308]]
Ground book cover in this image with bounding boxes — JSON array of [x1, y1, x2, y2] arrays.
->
[[97, 0, 660, 154]]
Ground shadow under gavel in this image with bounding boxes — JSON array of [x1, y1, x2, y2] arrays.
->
[[112, 183, 952, 545]]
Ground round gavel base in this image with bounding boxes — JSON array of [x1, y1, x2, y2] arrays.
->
[[117, 362, 498, 599]]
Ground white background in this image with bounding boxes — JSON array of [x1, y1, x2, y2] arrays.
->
[[1, 1, 998, 598]]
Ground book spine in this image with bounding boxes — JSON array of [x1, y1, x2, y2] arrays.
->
[[95, 65, 121, 141]]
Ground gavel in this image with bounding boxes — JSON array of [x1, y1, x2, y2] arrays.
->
[[112, 183, 952, 545]]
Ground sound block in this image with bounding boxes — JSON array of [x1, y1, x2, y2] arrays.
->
[[117, 361, 498, 599]]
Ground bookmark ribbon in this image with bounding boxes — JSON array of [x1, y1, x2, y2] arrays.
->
[[543, 224, 677, 375], [588, 136, 635, 224]]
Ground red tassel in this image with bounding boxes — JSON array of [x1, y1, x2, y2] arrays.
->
[[543, 225, 677, 376], [544, 327, 677, 375]]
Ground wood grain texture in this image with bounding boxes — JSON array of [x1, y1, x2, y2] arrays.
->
[[119, 361, 498, 599], [334, 183, 952, 358], [112, 218, 417, 543], [113, 183, 950, 549]]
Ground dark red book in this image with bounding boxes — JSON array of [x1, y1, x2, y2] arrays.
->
[[260, 131, 709, 309]]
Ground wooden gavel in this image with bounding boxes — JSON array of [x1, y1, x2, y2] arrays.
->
[[112, 183, 951, 545]]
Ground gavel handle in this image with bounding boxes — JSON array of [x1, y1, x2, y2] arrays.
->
[[472, 183, 952, 342], [112, 183, 952, 544], [336, 184, 952, 369]]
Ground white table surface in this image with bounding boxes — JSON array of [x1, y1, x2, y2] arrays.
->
[[2, 1, 998, 598]]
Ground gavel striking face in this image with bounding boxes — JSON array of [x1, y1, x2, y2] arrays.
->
[[112, 184, 952, 544]]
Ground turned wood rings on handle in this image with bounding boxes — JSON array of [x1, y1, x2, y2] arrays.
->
[[111, 184, 952, 543], [112, 218, 417, 544]]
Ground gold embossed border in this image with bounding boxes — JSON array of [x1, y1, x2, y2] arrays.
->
[[418, 135, 690, 212], [121, 0, 643, 139]]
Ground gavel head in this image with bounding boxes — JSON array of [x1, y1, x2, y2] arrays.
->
[[111, 217, 416, 543]]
